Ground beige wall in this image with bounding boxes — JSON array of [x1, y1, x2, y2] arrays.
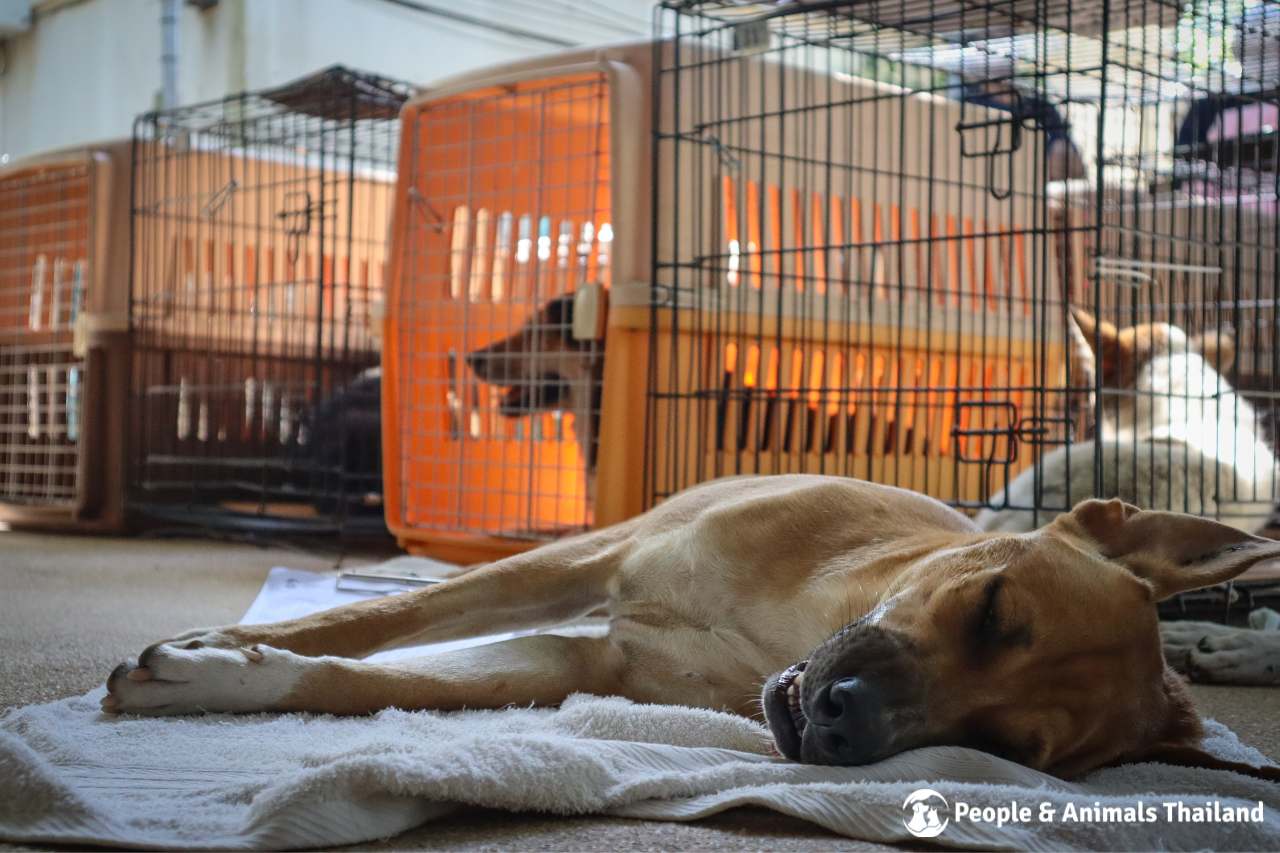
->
[[0, 0, 654, 162]]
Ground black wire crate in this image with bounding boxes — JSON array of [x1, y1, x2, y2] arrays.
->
[[649, 1, 1078, 520], [129, 66, 413, 535], [649, 0, 1280, 554]]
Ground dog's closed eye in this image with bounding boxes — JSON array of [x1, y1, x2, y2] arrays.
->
[[973, 576, 1032, 651], [975, 577, 1003, 642]]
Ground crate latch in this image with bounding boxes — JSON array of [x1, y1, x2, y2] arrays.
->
[[573, 283, 608, 341], [73, 311, 129, 357], [953, 403, 1075, 466], [956, 89, 1023, 200], [953, 400, 1020, 465]]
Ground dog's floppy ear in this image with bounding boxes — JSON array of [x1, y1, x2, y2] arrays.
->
[[1190, 328, 1236, 372], [543, 293, 576, 328], [1060, 498, 1280, 600], [1119, 670, 1280, 781]]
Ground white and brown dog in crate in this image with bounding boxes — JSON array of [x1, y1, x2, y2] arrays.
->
[[978, 308, 1280, 685], [105, 474, 1280, 780]]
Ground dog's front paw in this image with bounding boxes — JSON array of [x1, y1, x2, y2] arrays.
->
[[1160, 620, 1241, 672], [103, 641, 307, 715], [1185, 630, 1280, 686]]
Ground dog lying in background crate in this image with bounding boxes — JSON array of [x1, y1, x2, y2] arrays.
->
[[978, 309, 1275, 535], [105, 474, 1279, 780], [978, 309, 1280, 685]]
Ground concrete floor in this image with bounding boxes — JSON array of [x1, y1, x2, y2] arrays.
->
[[1, 529, 1277, 850]]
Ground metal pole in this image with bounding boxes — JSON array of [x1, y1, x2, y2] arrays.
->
[[161, 0, 180, 109]]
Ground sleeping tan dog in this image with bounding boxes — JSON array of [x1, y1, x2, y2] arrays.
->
[[104, 475, 1280, 780]]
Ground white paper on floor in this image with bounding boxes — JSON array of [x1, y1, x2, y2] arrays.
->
[[242, 565, 602, 664], [242, 565, 528, 663]]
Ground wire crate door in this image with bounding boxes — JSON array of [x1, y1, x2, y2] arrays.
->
[[391, 73, 611, 543], [648, 37, 1071, 512], [130, 140, 393, 524], [0, 159, 92, 510]]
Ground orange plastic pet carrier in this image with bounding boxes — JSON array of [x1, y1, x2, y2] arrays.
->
[[0, 144, 131, 531], [384, 40, 1070, 562]]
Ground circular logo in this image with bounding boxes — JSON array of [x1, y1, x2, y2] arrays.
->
[[902, 788, 950, 838]]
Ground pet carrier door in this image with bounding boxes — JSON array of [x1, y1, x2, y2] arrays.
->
[[0, 145, 131, 531], [384, 47, 651, 563]]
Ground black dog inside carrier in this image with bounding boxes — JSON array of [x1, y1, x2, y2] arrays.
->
[[130, 66, 413, 534]]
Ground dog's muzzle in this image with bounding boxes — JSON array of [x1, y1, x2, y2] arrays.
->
[[762, 625, 922, 765], [466, 350, 569, 416], [761, 660, 809, 759]]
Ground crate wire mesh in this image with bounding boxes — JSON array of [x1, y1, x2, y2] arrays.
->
[[1001, 0, 1280, 531], [648, 2, 1073, 515], [650, 1, 1280, 538], [0, 163, 89, 509], [130, 66, 412, 533], [0, 146, 131, 530], [386, 62, 616, 560]]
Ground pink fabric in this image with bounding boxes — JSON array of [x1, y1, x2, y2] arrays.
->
[[1206, 102, 1280, 141]]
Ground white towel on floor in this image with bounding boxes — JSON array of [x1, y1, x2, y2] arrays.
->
[[1, 692, 1278, 850], [1, 567, 1277, 850]]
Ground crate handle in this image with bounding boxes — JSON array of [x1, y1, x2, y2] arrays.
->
[[72, 311, 129, 358]]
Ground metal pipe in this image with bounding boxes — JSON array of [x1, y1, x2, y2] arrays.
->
[[161, 0, 179, 109]]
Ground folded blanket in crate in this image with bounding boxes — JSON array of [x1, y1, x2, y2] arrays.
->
[[2, 568, 1277, 851]]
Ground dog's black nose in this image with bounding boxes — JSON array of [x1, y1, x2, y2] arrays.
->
[[806, 677, 888, 765]]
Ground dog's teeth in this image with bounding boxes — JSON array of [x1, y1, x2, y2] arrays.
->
[[794, 670, 805, 687], [787, 681, 799, 698]]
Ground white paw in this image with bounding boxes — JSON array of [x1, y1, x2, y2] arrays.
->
[[104, 642, 308, 715], [1185, 630, 1280, 686], [1161, 620, 1242, 670]]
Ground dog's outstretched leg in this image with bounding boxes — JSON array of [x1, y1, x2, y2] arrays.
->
[[105, 635, 624, 715], [104, 524, 634, 713]]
